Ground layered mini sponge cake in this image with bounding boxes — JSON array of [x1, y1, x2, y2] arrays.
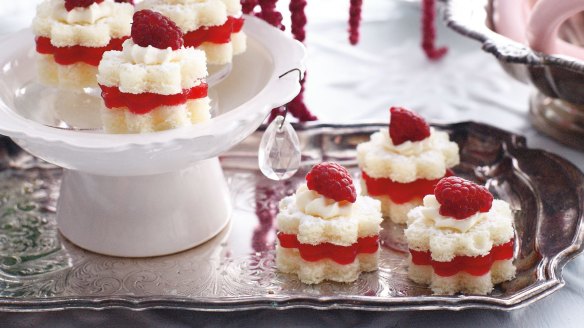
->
[[33, 0, 134, 88], [276, 162, 383, 284], [405, 177, 516, 295], [357, 107, 459, 224], [97, 10, 211, 133], [138, 0, 246, 65]]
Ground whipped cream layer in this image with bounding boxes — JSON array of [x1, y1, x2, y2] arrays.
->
[[277, 184, 382, 246], [295, 184, 353, 219], [419, 195, 484, 233], [98, 40, 208, 95], [33, 0, 133, 47], [405, 195, 514, 262], [357, 128, 459, 183], [138, 0, 230, 32], [54, 1, 113, 24], [122, 40, 176, 65]]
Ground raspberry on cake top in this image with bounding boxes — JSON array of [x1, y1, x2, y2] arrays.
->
[[357, 107, 460, 223], [276, 162, 383, 284], [138, 0, 246, 65], [405, 177, 516, 295], [97, 9, 211, 133], [33, 0, 134, 87]]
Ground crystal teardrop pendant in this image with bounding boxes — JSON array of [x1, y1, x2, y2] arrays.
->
[[258, 115, 301, 180]]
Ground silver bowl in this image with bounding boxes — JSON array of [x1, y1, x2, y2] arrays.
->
[[443, 0, 584, 150]]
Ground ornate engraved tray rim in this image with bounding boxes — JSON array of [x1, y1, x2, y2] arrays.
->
[[1, 122, 583, 312]]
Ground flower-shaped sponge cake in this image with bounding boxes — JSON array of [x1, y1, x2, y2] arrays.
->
[[405, 177, 516, 295], [33, 0, 134, 87], [357, 107, 459, 224], [276, 163, 383, 284], [138, 0, 246, 65], [97, 10, 210, 133]]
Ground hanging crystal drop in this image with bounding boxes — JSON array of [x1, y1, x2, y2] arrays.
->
[[258, 115, 301, 180]]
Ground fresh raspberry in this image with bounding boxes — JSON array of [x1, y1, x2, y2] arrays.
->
[[131, 10, 183, 50], [389, 107, 431, 145], [434, 177, 493, 220], [114, 0, 134, 4], [64, 0, 103, 11], [306, 162, 357, 203]]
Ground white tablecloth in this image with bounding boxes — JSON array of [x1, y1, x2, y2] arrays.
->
[[1, 1, 583, 327]]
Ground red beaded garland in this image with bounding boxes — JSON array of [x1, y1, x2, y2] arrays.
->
[[287, 0, 316, 121], [422, 0, 448, 60], [256, 0, 447, 122], [257, 0, 285, 30], [242, 0, 259, 14], [348, 0, 362, 45]]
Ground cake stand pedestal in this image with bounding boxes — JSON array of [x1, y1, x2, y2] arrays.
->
[[0, 16, 306, 257], [57, 158, 230, 257]]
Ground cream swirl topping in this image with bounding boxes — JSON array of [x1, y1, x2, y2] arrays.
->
[[122, 40, 177, 65], [378, 128, 434, 156], [419, 195, 484, 232], [295, 184, 353, 219], [52, 1, 114, 25]]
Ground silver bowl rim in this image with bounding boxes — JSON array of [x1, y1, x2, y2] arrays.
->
[[442, 0, 584, 74]]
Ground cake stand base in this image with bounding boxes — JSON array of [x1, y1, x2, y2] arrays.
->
[[56, 157, 232, 257], [529, 90, 584, 151]]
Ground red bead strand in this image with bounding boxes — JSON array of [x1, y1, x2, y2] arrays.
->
[[286, 0, 316, 121], [290, 0, 307, 42], [422, 0, 447, 60], [242, 0, 259, 15], [348, 0, 362, 45], [257, 0, 284, 30], [287, 73, 316, 121]]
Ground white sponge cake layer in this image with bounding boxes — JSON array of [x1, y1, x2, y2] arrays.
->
[[231, 31, 247, 55], [97, 40, 208, 95], [277, 194, 382, 246], [219, 0, 243, 16], [138, 0, 228, 32], [405, 195, 515, 261], [37, 54, 98, 88], [276, 246, 378, 284], [357, 128, 459, 183], [408, 259, 516, 295], [33, 0, 133, 47], [101, 97, 211, 134], [198, 34, 249, 66], [198, 42, 234, 66]]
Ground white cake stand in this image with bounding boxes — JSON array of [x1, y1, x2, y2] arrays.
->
[[0, 16, 306, 257]]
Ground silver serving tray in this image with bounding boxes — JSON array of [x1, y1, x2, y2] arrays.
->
[[0, 122, 583, 312]]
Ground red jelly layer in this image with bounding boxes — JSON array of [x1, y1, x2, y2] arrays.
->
[[184, 16, 245, 48], [362, 169, 454, 204], [36, 36, 128, 66], [277, 233, 379, 265], [409, 240, 514, 277], [99, 83, 208, 114]]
